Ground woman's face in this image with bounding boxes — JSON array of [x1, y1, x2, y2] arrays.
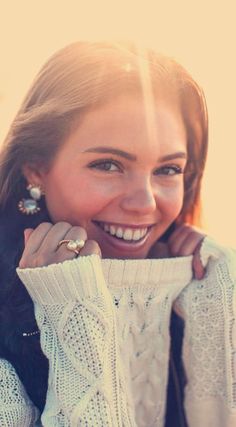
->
[[26, 95, 187, 259]]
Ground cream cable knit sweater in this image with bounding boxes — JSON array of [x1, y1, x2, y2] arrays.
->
[[0, 237, 235, 426]]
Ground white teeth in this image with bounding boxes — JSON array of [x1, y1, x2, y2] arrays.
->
[[99, 222, 148, 241], [140, 229, 146, 238], [133, 229, 142, 241], [116, 227, 123, 238], [142, 228, 148, 237], [109, 225, 116, 235], [123, 229, 133, 240]]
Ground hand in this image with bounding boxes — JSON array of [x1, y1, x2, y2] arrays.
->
[[167, 224, 206, 280], [19, 222, 101, 269]]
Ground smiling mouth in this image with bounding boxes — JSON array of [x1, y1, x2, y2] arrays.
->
[[93, 221, 153, 243]]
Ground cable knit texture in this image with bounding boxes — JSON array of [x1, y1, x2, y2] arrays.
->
[[0, 359, 40, 426], [0, 237, 235, 426], [175, 238, 236, 426]]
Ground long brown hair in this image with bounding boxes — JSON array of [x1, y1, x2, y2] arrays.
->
[[0, 41, 208, 225]]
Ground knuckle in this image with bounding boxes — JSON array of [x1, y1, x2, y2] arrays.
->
[[54, 221, 72, 232], [81, 239, 101, 256], [37, 222, 53, 230], [57, 221, 71, 227], [71, 226, 88, 240], [171, 248, 179, 257], [180, 224, 193, 236], [180, 247, 191, 256], [169, 243, 178, 256], [18, 257, 27, 269], [18, 254, 36, 269], [35, 253, 52, 268], [86, 239, 101, 252], [64, 226, 88, 241]]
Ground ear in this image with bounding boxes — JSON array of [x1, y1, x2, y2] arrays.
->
[[22, 164, 46, 188]]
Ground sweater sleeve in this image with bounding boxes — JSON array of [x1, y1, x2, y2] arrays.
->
[[175, 237, 236, 426], [17, 254, 136, 427], [0, 358, 41, 426]]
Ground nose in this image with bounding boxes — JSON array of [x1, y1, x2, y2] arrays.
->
[[120, 176, 157, 214]]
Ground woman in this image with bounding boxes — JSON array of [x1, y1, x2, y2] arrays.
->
[[0, 41, 235, 426]]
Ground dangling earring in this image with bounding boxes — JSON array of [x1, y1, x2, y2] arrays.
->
[[18, 184, 43, 215]]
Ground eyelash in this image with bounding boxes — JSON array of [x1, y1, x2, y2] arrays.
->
[[88, 159, 184, 176], [155, 165, 183, 176], [88, 159, 122, 172]]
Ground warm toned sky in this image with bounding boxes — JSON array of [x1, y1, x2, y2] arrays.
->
[[0, 0, 235, 246]]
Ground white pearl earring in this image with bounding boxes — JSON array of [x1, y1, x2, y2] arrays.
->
[[18, 184, 43, 215]]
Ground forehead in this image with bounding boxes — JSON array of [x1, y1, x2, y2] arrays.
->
[[62, 94, 187, 159]]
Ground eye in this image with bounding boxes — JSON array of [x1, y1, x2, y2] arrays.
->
[[155, 165, 183, 176], [88, 159, 121, 172]]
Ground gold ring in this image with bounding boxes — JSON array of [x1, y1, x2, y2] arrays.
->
[[57, 239, 85, 255]]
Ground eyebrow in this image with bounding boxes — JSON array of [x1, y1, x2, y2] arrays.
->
[[82, 146, 187, 162]]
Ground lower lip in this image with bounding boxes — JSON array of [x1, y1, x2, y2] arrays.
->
[[94, 222, 152, 252]]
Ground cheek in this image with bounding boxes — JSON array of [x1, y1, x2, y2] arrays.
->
[[159, 183, 184, 218], [76, 179, 118, 211], [45, 172, 118, 223]]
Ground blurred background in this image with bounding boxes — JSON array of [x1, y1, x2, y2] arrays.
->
[[0, 0, 235, 247]]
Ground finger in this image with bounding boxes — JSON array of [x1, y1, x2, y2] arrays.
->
[[55, 226, 88, 262], [168, 223, 190, 244], [168, 224, 205, 257], [21, 222, 75, 268], [22, 222, 53, 256], [79, 239, 102, 257], [20, 223, 56, 268], [168, 224, 190, 249], [37, 222, 81, 257], [176, 232, 203, 257], [24, 228, 34, 246], [192, 244, 205, 280], [168, 225, 193, 256]]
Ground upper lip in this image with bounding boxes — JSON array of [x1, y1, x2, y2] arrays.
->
[[93, 220, 155, 229]]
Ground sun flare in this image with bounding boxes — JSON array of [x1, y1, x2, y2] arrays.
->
[[0, 1, 235, 247]]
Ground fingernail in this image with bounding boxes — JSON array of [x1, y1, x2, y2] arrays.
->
[[196, 269, 205, 280]]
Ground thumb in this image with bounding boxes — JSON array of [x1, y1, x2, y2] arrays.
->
[[24, 228, 34, 246], [192, 240, 206, 280]]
